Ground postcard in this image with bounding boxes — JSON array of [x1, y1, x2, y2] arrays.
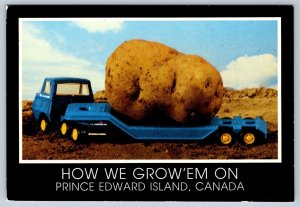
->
[[7, 5, 294, 201]]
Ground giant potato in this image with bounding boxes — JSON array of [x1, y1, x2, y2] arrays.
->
[[105, 39, 223, 124]]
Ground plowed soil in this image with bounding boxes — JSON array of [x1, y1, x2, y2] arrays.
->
[[22, 88, 278, 160]]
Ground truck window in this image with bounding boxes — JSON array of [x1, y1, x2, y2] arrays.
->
[[43, 81, 51, 95], [56, 83, 90, 96]]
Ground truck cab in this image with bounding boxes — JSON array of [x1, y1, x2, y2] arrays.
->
[[32, 77, 94, 132]]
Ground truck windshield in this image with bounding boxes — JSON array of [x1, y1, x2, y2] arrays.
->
[[56, 83, 90, 96]]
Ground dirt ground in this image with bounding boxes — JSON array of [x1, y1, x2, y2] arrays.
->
[[22, 88, 278, 160]]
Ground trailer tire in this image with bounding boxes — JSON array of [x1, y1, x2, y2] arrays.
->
[[218, 129, 235, 145], [241, 129, 265, 146], [241, 129, 257, 145], [71, 128, 81, 143], [60, 122, 69, 137]]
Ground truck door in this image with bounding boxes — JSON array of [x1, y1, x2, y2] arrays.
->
[[36, 80, 52, 120]]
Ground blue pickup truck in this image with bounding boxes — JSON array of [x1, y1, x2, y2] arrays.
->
[[32, 77, 268, 145], [32, 77, 94, 131]]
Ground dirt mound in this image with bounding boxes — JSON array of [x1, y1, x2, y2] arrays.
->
[[94, 90, 107, 102], [22, 100, 32, 111], [224, 87, 277, 99], [22, 101, 38, 135], [218, 87, 278, 134]]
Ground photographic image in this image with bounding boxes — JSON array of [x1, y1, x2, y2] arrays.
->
[[20, 18, 280, 162]]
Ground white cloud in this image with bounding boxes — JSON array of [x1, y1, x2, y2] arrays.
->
[[22, 23, 87, 65], [71, 19, 124, 33], [21, 22, 105, 100], [220, 54, 278, 89]]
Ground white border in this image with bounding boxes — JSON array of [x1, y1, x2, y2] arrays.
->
[[19, 17, 282, 164]]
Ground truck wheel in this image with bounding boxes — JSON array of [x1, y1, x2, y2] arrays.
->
[[40, 118, 48, 132], [60, 122, 68, 136], [71, 128, 80, 142], [242, 131, 256, 145], [218, 131, 234, 145]]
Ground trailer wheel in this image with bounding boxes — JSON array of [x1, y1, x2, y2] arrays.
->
[[242, 131, 256, 145], [218, 130, 234, 145], [71, 128, 80, 142], [60, 122, 68, 136]]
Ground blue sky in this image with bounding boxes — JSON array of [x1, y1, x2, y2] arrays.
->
[[21, 19, 279, 99]]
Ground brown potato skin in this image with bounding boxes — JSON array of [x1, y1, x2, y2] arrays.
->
[[105, 39, 223, 124]]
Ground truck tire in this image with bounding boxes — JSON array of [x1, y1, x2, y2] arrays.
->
[[39, 116, 49, 133]]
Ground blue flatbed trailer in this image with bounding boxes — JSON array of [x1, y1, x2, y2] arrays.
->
[[61, 102, 268, 145]]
